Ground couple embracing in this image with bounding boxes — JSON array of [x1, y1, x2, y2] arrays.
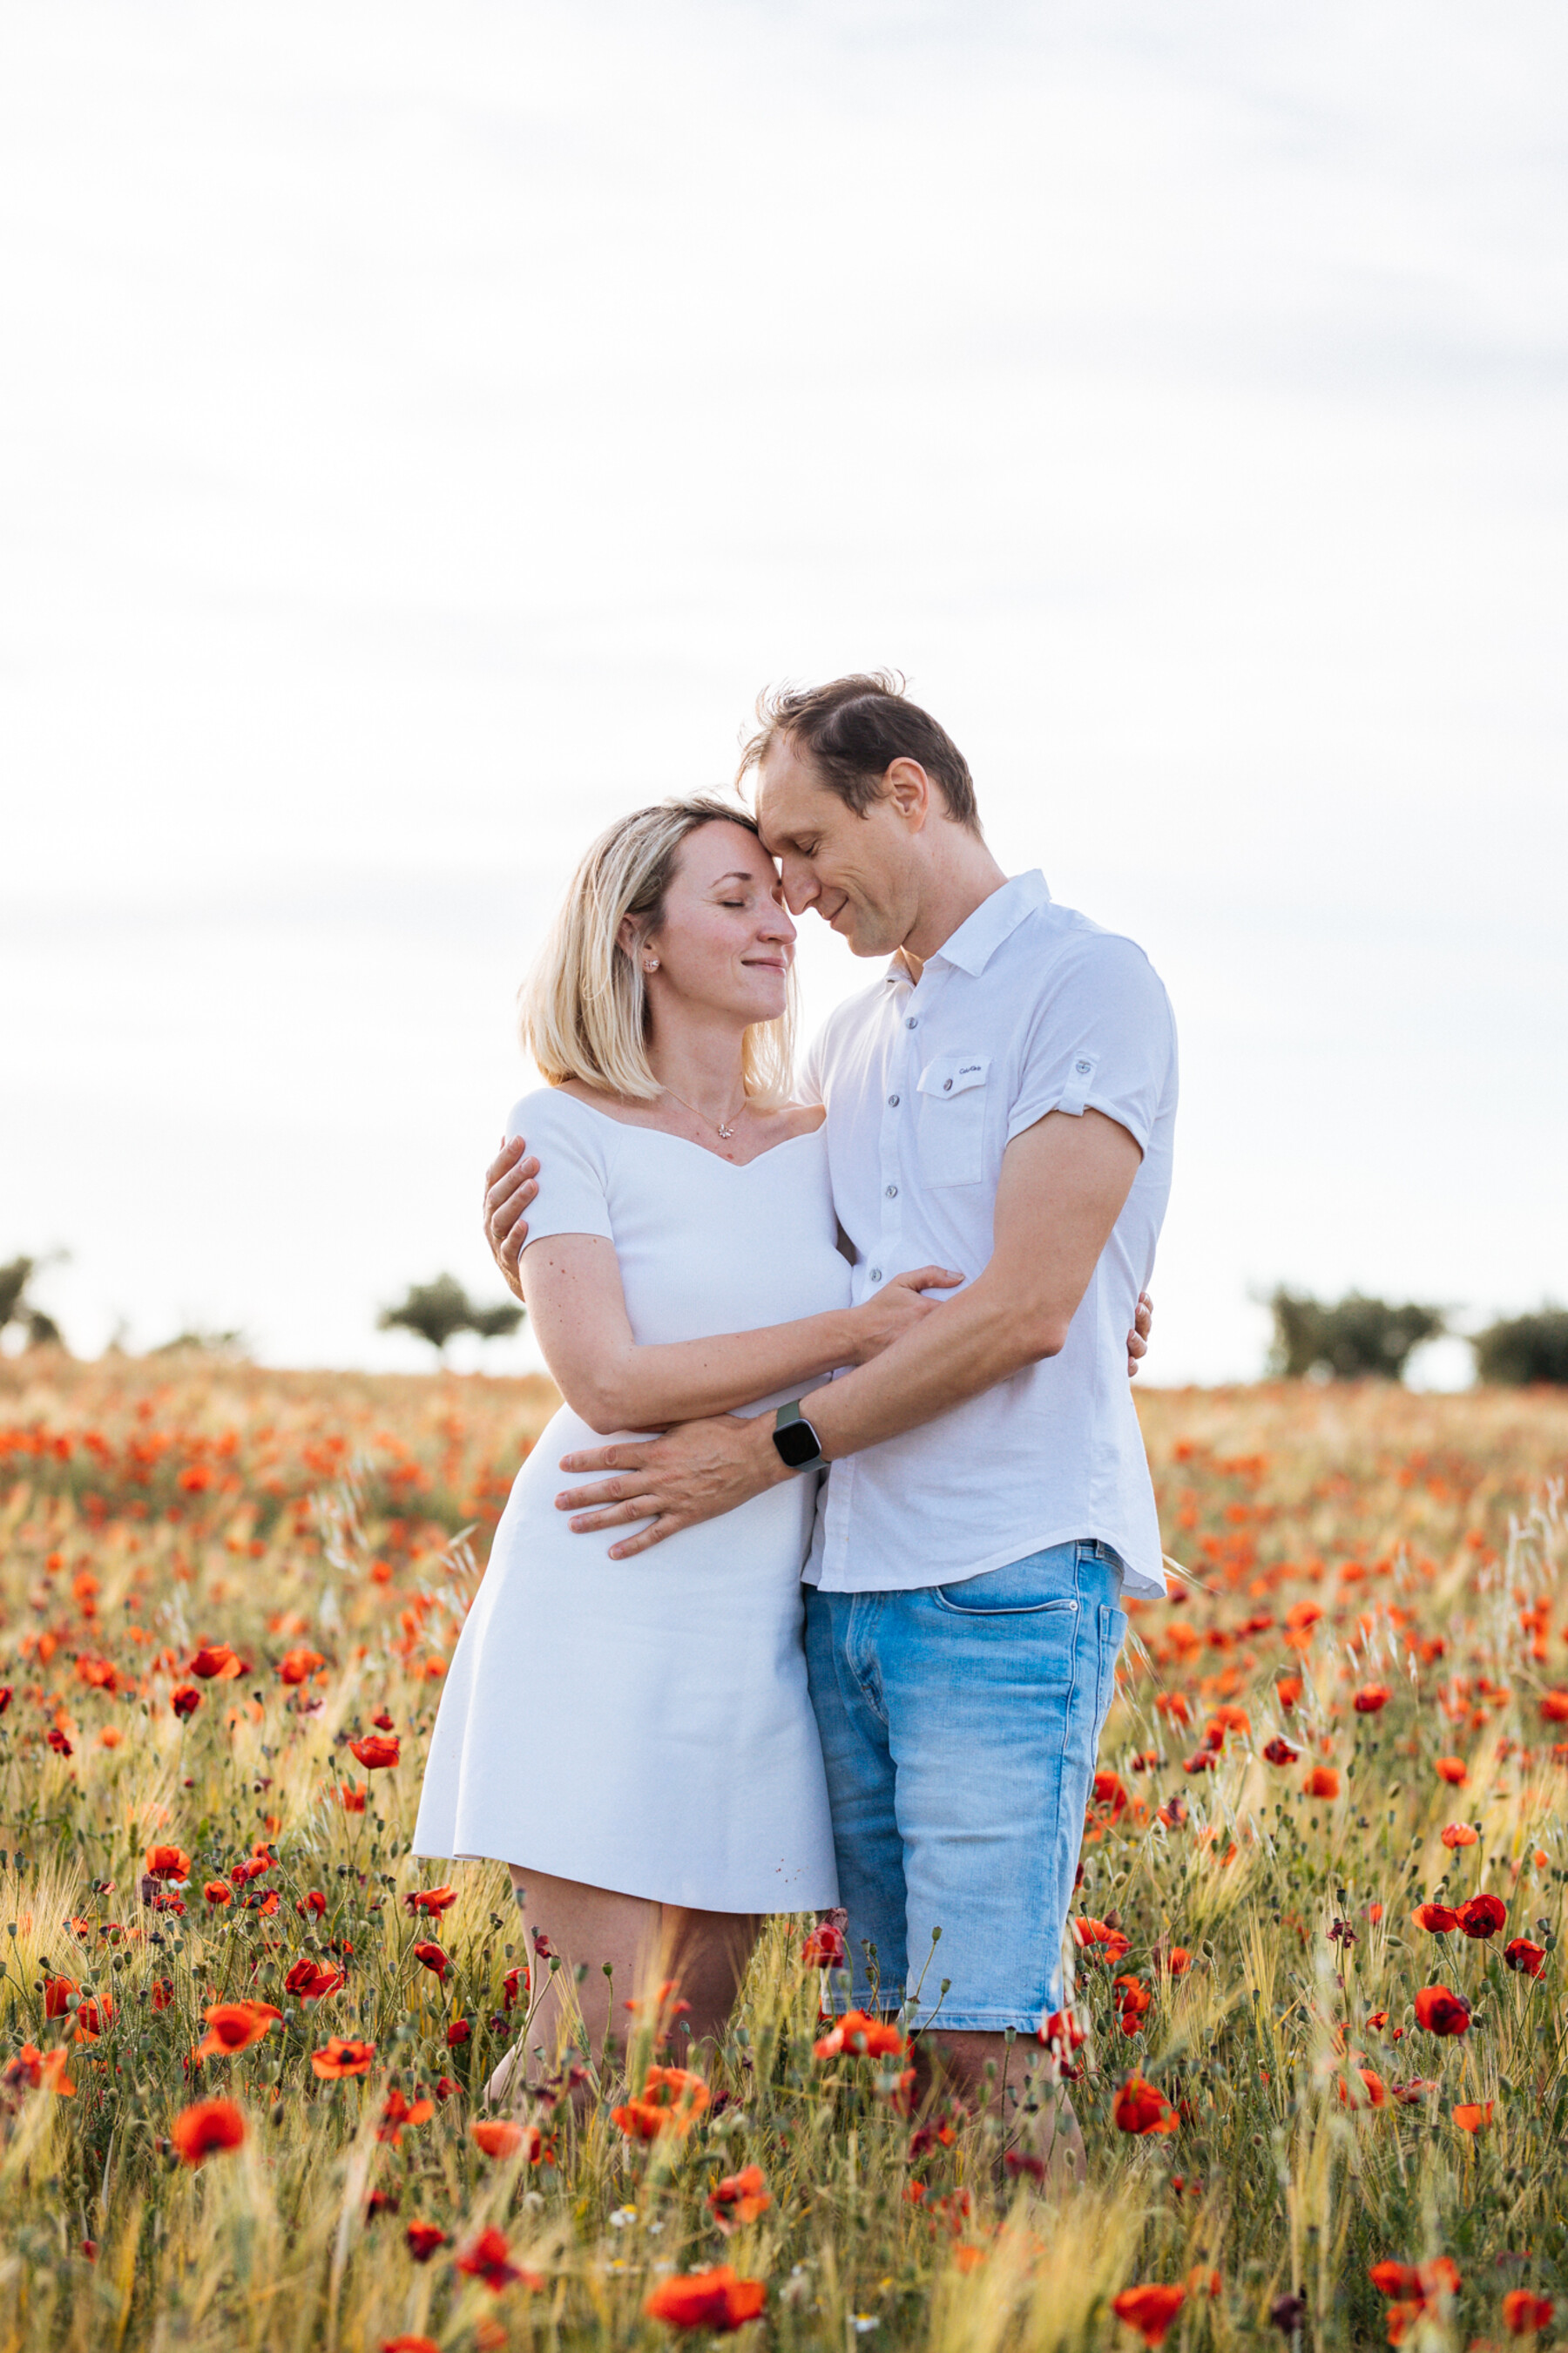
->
[[412, 673, 1176, 2168]]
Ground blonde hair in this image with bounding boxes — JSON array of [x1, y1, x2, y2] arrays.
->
[[521, 798, 796, 1105]]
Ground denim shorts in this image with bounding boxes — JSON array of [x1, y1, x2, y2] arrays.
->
[[803, 1539, 1127, 2033]]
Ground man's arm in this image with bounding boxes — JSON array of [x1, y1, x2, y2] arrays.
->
[[555, 1107, 1142, 1559]]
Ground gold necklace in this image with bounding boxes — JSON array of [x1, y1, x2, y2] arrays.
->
[[659, 1082, 747, 1141]]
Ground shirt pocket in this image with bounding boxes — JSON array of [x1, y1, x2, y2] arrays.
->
[[916, 1052, 990, 1187]]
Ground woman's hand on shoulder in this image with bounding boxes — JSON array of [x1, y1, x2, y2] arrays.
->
[[841, 1267, 964, 1365]]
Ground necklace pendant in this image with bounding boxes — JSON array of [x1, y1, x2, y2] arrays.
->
[[717, 1120, 735, 1139]]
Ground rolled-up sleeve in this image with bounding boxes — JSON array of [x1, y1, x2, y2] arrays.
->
[[1005, 933, 1176, 1155]]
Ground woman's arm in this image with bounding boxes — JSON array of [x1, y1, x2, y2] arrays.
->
[[525, 1234, 960, 1436]]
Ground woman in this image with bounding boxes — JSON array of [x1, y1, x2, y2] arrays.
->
[[412, 797, 958, 2083]]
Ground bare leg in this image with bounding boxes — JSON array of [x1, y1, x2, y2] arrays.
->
[[486, 1863, 759, 2106], [923, 2028, 1086, 2186]]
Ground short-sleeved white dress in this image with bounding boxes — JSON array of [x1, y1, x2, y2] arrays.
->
[[412, 1087, 848, 1913]]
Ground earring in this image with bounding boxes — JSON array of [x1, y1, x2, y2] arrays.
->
[[644, 957, 659, 972]]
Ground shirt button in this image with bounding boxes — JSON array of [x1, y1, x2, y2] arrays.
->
[[904, 1017, 918, 1030], [869, 1267, 882, 1282], [888, 1092, 900, 1107], [885, 1183, 898, 1199]]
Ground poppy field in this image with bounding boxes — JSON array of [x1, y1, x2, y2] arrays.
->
[[1, 1355, 1566, 2353]]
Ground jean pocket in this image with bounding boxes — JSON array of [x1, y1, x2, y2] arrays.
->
[[933, 1569, 1078, 1618], [1094, 1601, 1128, 1723]]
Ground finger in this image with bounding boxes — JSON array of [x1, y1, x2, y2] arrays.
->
[[607, 1514, 685, 1559], [1126, 1327, 1147, 1359], [483, 1136, 528, 1188], [554, 1477, 645, 1513], [498, 1220, 531, 1275], [558, 1444, 649, 1476], [485, 1158, 540, 1227], [568, 1498, 659, 1534]]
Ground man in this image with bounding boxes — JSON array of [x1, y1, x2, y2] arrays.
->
[[483, 674, 1175, 2160]]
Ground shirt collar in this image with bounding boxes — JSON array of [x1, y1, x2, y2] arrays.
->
[[925, 869, 1051, 977]]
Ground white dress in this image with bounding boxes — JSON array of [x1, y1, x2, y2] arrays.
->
[[413, 1087, 848, 1913]]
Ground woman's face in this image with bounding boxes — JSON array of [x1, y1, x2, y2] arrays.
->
[[637, 821, 795, 1026]]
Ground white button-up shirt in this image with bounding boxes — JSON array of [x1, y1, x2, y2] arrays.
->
[[801, 870, 1177, 1600]]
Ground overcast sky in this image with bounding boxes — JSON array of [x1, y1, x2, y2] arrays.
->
[[3, 0, 1565, 1384]]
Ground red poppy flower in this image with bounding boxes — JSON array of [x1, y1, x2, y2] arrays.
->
[[150, 1978, 175, 2012], [402, 1885, 458, 1917], [403, 2221, 448, 2263], [348, 1734, 400, 1771], [1434, 1757, 1468, 1786], [1112, 2287, 1187, 2347], [1504, 1937, 1546, 1978], [203, 1881, 233, 1908], [455, 2227, 543, 2293], [1166, 1947, 1192, 1977], [284, 1957, 344, 2002], [410, 1941, 450, 1981], [1452, 2101, 1493, 2133], [801, 1922, 847, 1967], [1503, 2292, 1554, 2335], [709, 2164, 771, 2228], [1354, 1684, 1392, 1714], [446, 2018, 470, 2047], [812, 2012, 906, 2060], [612, 2064, 712, 2138], [171, 1686, 202, 1720], [1304, 1765, 1340, 1801], [145, 1845, 191, 1882], [1093, 1769, 1132, 1815], [1262, 1737, 1300, 1766], [1182, 1750, 1218, 1775], [311, 2036, 377, 2079], [1038, 2007, 1088, 2052], [1413, 1985, 1470, 2037], [1389, 2079, 1438, 2105], [187, 1645, 244, 1680], [71, 1993, 113, 2041], [1276, 1677, 1303, 1710], [195, 2001, 281, 2059], [502, 1966, 524, 2010], [472, 2119, 540, 2160], [1440, 1823, 1477, 1849], [1071, 1917, 1132, 1964], [644, 2267, 766, 2330], [377, 2087, 436, 2145], [1336, 2067, 1387, 2109], [1538, 1693, 1568, 1724], [2, 2042, 75, 2097], [296, 1890, 328, 1919], [277, 1647, 326, 1684], [1112, 2074, 1178, 2135], [340, 1784, 367, 1813], [1411, 1903, 1459, 1934], [169, 2098, 246, 2164], [1456, 1893, 1506, 1939]]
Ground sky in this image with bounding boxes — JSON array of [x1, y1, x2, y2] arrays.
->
[[3, 0, 1565, 1386]]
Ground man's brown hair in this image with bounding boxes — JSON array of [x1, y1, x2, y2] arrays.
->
[[739, 671, 981, 833]]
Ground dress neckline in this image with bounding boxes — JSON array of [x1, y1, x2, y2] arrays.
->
[[550, 1089, 825, 1171]]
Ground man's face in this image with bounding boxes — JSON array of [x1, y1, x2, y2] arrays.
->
[[755, 737, 923, 958]]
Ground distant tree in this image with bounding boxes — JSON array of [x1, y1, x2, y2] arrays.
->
[[1472, 1308, 1568, 1388], [0, 1254, 65, 1349], [378, 1274, 524, 1360], [1266, 1288, 1446, 1383], [150, 1328, 252, 1360]]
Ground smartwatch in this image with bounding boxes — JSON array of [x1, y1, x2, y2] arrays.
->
[[772, 1397, 825, 1473]]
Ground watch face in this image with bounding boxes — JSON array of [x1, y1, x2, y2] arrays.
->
[[774, 1417, 821, 1469]]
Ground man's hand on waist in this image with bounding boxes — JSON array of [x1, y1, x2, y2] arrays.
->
[[556, 1412, 790, 1558]]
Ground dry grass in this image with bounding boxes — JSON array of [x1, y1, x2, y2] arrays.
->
[[0, 1355, 1565, 2353]]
